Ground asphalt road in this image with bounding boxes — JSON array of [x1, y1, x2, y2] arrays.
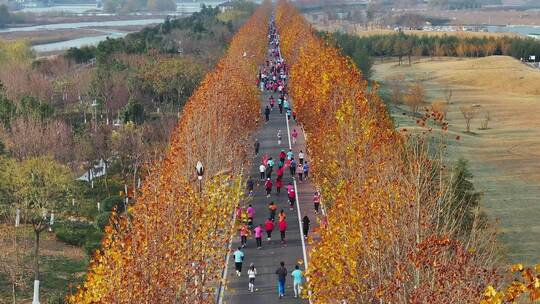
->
[[221, 84, 319, 303]]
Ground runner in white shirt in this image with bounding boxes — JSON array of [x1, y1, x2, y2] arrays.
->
[[259, 164, 266, 181], [248, 263, 257, 292]]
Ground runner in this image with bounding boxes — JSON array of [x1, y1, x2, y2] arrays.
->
[[254, 139, 260, 157], [298, 150, 304, 165], [302, 215, 310, 239], [254, 224, 263, 249], [279, 218, 288, 244], [289, 158, 297, 178], [277, 129, 282, 145], [267, 157, 275, 169], [278, 209, 286, 222], [264, 178, 273, 198], [240, 224, 249, 248], [259, 163, 266, 181], [277, 163, 284, 180], [279, 149, 286, 162], [291, 265, 304, 298], [248, 263, 257, 292], [288, 187, 295, 210], [286, 148, 293, 160], [265, 217, 274, 241], [291, 129, 298, 145], [264, 106, 270, 122], [275, 262, 287, 299], [283, 97, 290, 112], [276, 177, 283, 195], [313, 191, 321, 214], [303, 161, 310, 180], [268, 201, 277, 221], [233, 247, 245, 277], [247, 204, 255, 229], [297, 162, 304, 182], [246, 176, 254, 197]]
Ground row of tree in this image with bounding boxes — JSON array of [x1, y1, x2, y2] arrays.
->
[[326, 31, 540, 64], [68, 3, 271, 303], [276, 2, 506, 303]]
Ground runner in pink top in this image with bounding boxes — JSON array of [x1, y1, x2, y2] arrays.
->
[[291, 129, 298, 145], [254, 224, 263, 249], [286, 183, 294, 194], [247, 204, 255, 229], [247, 205, 255, 218]]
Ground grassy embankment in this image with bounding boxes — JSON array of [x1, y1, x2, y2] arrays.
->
[[374, 55, 540, 265]]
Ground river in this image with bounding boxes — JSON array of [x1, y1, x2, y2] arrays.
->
[[32, 32, 128, 52], [0, 19, 164, 33], [18, 1, 225, 14], [2, 1, 226, 52]]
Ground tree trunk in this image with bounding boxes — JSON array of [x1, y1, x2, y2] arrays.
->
[[12, 281, 16, 304], [34, 229, 40, 281], [133, 166, 138, 201], [104, 160, 109, 192]]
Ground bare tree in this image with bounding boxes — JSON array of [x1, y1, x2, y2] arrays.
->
[[112, 122, 144, 199], [431, 100, 448, 119], [0, 117, 74, 164], [405, 81, 425, 115], [0, 222, 29, 304], [480, 110, 491, 130], [459, 106, 477, 133], [444, 86, 453, 105], [386, 74, 405, 104]]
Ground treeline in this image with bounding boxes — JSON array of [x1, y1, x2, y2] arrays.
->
[[325, 31, 540, 65], [0, 4, 23, 27]]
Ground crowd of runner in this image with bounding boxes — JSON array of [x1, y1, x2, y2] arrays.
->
[[230, 17, 326, 300]]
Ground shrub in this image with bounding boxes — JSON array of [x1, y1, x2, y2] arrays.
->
[[101, 196, 124, 213], [95, 212, 112, 230], [55, 221, 97, 247], [83, 231, 104, 256]]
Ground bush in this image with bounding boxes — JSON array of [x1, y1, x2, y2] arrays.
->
[[83, 231, 104, 256], [47, 291, 68, 304], [95, 212, 112, 230], [102, 196, 124, 213], [121, 100, 145, 124], [55, 221, 96, 247]]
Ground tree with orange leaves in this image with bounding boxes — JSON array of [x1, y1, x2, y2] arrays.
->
[[69, 3, 271, 303], [275, 1, 501, 303]]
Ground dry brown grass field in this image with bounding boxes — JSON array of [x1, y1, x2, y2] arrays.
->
[[374, 56, 540, 265]]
